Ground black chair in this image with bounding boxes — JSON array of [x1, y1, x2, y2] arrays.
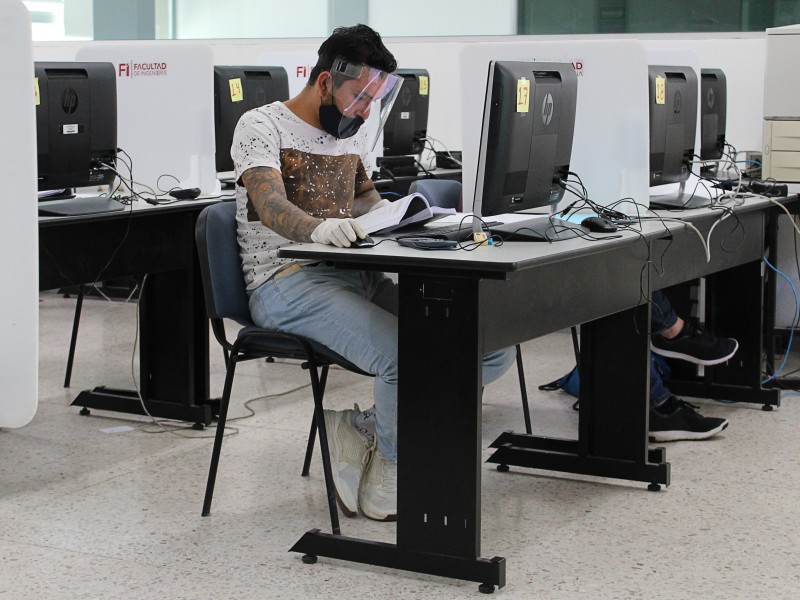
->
[[63, 278, 140, 389], [195, 201, 371, 534], [408, 178, 463, 211]]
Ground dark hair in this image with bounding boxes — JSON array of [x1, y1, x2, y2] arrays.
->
[[308, 24, 397, 85]]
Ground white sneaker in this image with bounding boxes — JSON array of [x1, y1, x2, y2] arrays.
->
[[359, 448, 397, 522], [322, 408, 373, 517]]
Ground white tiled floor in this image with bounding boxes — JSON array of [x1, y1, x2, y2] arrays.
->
[[2, 291, 800, 599]]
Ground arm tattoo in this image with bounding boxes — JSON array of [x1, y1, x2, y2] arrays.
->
[[242, 167, 321, 241], [351, 180, 383, 217]]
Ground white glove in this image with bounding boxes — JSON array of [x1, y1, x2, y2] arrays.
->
[[311, 218, 366, 247], [368, 198, 392, 212]]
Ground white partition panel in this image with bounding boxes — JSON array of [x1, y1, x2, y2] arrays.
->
[[0, 0, 39, 428], [257, 49, 321, 98], [76, 43, 220, 196], [460, 40, 650, 213]]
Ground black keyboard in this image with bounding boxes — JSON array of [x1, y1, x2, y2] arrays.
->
[[393, 220, 502, 242]]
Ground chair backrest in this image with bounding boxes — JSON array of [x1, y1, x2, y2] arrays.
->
[[195, 202, 254, 327], [408, 179, 462, 211]]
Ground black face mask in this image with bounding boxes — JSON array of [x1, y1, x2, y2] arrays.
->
[[319, 103, 364, 139]]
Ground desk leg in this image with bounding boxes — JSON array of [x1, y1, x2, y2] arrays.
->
[[139, 265, 210, 408], [291, 273, 505, 591], [488, 306, 670, 489], [764, 207, 797, 393], [665, 261, 780, 409], [71, 263, 213, 425]]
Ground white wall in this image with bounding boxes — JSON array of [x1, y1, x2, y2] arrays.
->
[[1, 0, 38, 428], [32, 32, 769, 165], [63, 0, 92, 39], [174, 0, 329, 39], [369, 0, 516, 36], [176, 0, 517, 38]]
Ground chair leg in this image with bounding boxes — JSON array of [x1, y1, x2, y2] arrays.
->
[[63, 285, 85, 388], [516, 344, 532, 435], [202, 356, 238, 517], [570, 326, 581, 411], [571, 325, 580, 367], [301, 418, 317, 477], [301, 365, 329, 476], [306, 361, 341, 535]]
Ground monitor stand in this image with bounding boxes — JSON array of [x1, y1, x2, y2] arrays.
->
[[217, 171, 236, 190], [37, 188, 75, 201], [38, 196, 126, 217], [649, 180, 712, 209], [486, 213, 582, 242]]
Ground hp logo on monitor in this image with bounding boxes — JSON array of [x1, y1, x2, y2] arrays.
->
[[61, 88, 79, 114], [542, 93, 554, 126], [673, 90, 682, 114]]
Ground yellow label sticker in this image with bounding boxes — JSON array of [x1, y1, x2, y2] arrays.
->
[[34, 77, 40, 106], [418, 75, 429, 96], [516, 78, 530, 113], [229, 78, 244, 103], [655, 76, 666, 105]]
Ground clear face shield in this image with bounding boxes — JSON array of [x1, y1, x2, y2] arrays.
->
[[321, 57, 403, 147]]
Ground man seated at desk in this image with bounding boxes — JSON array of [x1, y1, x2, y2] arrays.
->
[[230, 24, 515, 521]]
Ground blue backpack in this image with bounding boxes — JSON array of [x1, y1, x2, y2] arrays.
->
[[539, 354, 671, 409]]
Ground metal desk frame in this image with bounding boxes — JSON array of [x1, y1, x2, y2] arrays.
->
[[39, 202, 214, 426]]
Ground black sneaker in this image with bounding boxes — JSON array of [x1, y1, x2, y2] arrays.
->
[[649, 398, 729, 442], [651, 320, 739, 366]]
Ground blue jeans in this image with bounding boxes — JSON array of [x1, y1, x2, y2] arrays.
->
[[249, 263, 516, 461], [650, 360, 672, 408], [651, 289, 678, 334], [649, 290, 678, 409]]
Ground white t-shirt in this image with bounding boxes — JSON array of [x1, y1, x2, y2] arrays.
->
[[231, 101, 375, 291]]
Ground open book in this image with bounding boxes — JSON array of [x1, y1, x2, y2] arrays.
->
[[355, 192, 456, 235]]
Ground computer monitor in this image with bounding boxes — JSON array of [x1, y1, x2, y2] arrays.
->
[[473, 61, 579, 241], [214, 65, 289, 174], [648, 65, 698, 187], [35, 61, 121, 216], [382, 68, 430, 157], [700, 68, 727, 162]]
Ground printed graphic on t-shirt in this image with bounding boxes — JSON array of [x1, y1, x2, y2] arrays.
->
[[246, 149, 370, 222]]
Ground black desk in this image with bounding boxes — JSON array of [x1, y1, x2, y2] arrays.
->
[[647, 202, 785, 409], [39, 201, 214, 426], [279, 218, 674, 591], [279, 197, 795, 591], [489, 198, 798, 488]]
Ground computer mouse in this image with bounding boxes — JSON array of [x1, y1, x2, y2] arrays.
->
[[351, 235, 376, 248], [169, 187, 202, 200], [580, 216, 618, 233]]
